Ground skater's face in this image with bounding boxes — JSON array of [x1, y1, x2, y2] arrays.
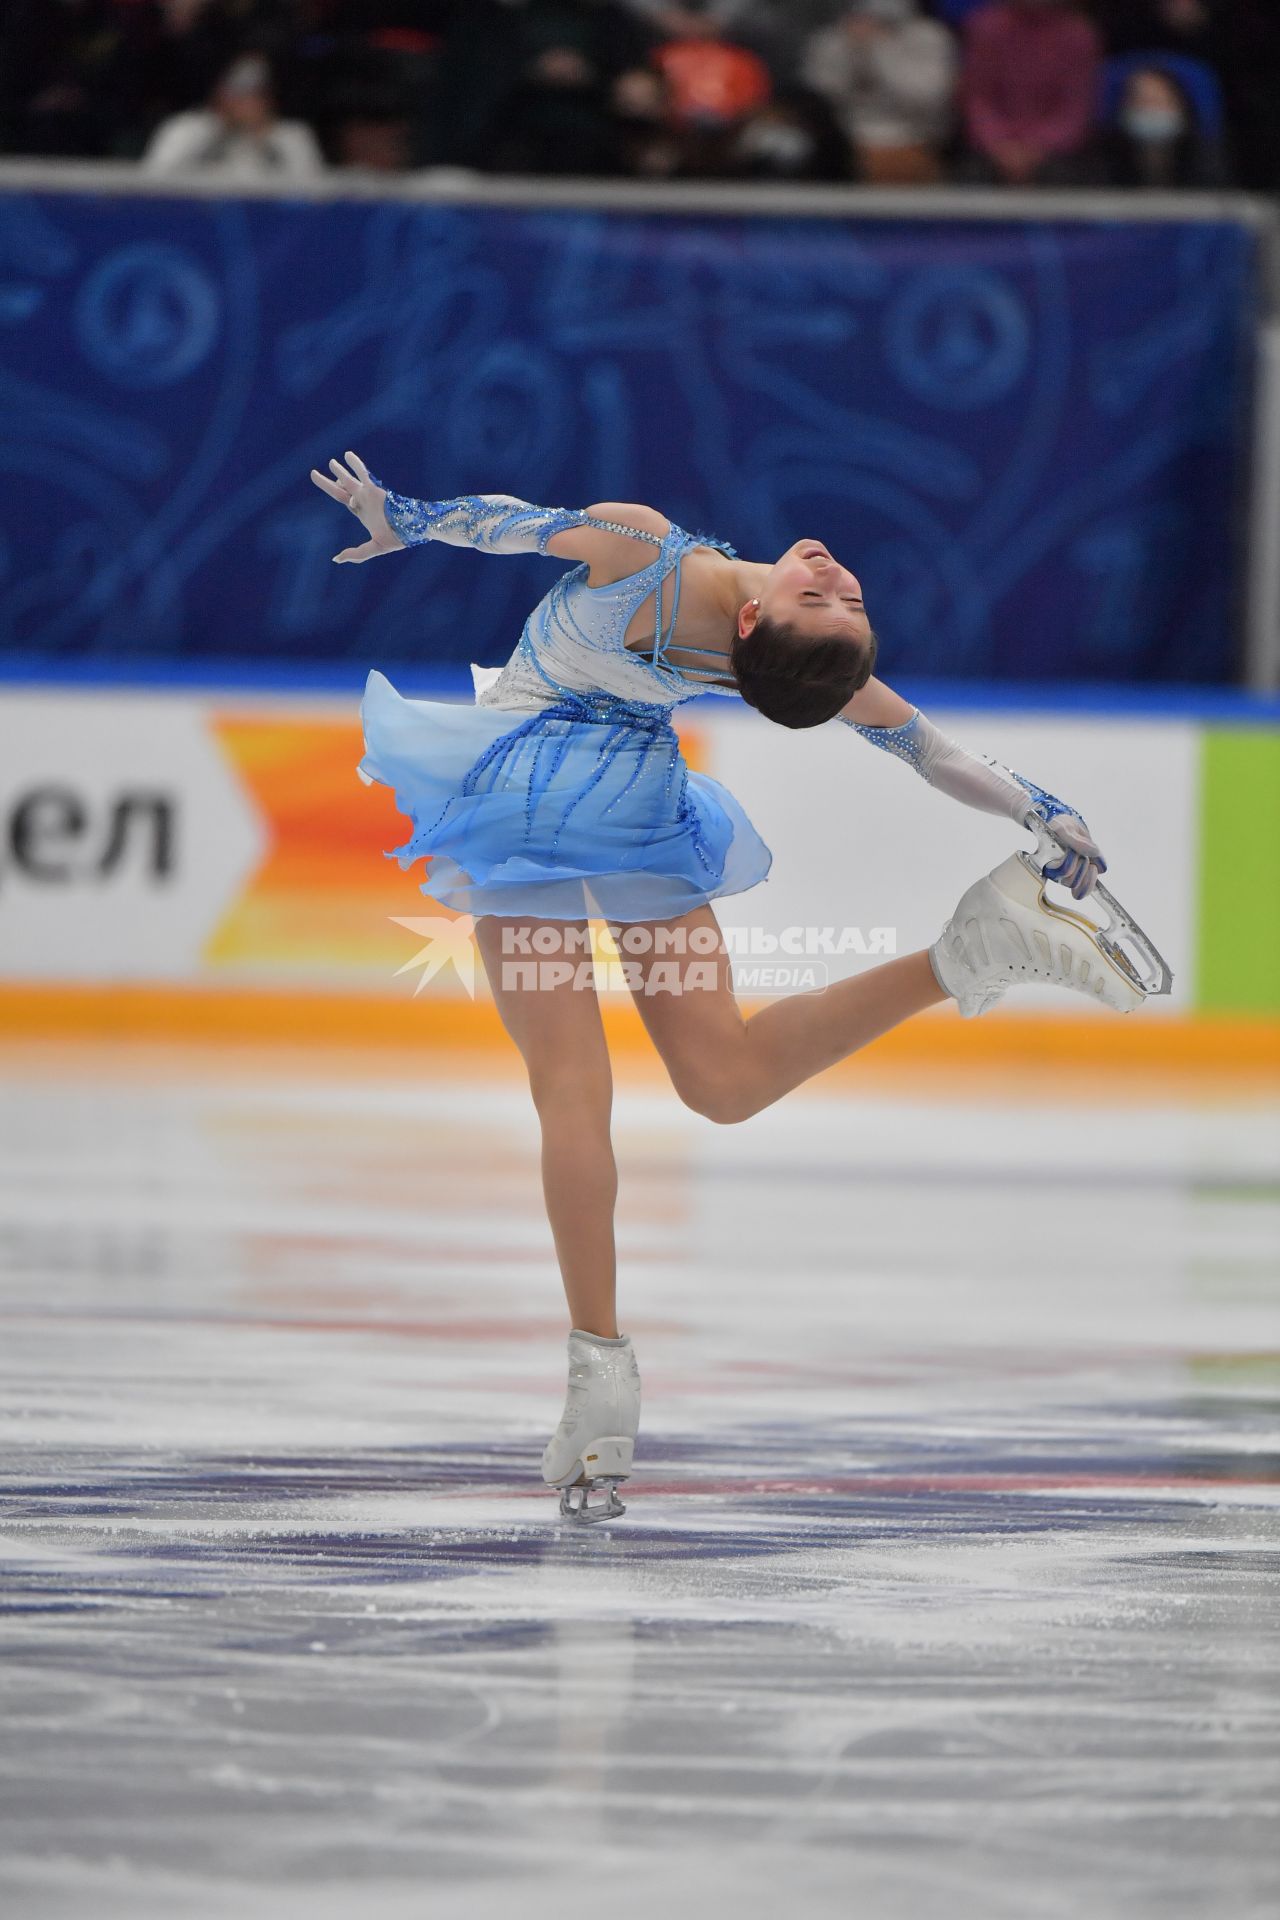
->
[[745, 541, 871, 644]]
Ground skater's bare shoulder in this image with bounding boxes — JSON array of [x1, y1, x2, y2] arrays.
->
[[543, 503, 672, 584]]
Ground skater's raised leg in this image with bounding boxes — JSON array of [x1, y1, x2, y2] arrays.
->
[[609, 908, 946, 1125]]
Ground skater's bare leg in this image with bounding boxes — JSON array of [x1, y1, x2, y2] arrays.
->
[[609, 908, 945, 1124], [475, 916, 619, 1336]]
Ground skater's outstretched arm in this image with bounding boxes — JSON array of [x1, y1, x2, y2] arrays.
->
[[310, 452, 669, 578], [835, 676, 1107, 900]]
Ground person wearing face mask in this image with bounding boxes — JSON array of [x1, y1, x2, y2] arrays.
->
[[961, 0, 1101, 186], [1092, 62, 1227, 188], [800, 0, 957, 185]]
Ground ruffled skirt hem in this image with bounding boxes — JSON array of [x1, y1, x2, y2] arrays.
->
[[358, 668, 772, 922]]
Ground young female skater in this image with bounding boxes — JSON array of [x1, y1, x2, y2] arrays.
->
[[313, 451, 1141, 1521]]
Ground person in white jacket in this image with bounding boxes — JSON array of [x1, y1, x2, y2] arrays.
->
[[142, 53, 325, 181], [801, 0, 957, 183]]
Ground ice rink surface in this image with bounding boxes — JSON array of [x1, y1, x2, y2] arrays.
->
[[1, 1042, 1277, 1920]]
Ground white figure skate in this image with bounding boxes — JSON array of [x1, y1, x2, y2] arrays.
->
[[543, 1329, 641, 1524], [931, 820, 1174, 1019]]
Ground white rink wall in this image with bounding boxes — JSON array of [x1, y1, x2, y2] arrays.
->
[[712, 704, 1198, 1016], [0, 684, 1206, 1016]]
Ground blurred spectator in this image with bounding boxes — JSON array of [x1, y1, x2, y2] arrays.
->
[[0, 0, 154, 157], [2, 0, 1276, 194], [517, 0, 654, 76], [962, 0, 1101, 185], [1092, 61, 1226, 187], [329, 90, 412, 173], [488, 43, 620, 176], [1093, 0, 1216, 62], [618, 2, 841, 71], [420, 0, 652, 171], [725, 89, 856, 181], [142, 50, 325, 175], [619, 1, 755, 28], [303, 12, 440, 172], [606, 64, 687, 176], [1212, 0, 1280, 192], [652, 34, 772, 128], [143, 2, 310, 122], [332, 116, 408, 172], [801, 1, 956, 186], [646, 27, 772, 176]]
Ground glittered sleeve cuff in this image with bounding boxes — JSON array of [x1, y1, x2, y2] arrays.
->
[[836, 706, 1078, 829], [379, 491, 593, 555]]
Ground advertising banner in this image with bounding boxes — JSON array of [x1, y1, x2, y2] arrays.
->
[[0, 187, 1259, 686], [7, 684, 1266, 1026]]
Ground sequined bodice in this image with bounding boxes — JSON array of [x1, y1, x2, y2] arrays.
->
[[474, 522, 740, 718]]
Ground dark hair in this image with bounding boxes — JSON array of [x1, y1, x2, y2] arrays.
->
[[729, 617, 877, 728]]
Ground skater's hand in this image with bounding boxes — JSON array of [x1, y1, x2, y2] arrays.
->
[[309, 450, 403, 564], [1035, 812, 1107, 901]]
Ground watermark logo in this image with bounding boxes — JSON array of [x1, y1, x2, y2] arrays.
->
[[389, 917, 897, 998], [390, 914, 478, 997]]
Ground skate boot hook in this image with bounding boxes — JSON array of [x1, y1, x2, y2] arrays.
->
[[543, 1330, 642, 1526], [1027, 817, 1174, 1001]]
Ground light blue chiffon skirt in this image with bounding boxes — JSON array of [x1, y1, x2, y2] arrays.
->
[[358, 669, 772, 922]]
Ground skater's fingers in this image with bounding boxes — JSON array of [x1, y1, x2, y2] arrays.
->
[[333, 537, 387, 564], [1061, 857, 1097, 899], [310, 468, 351, 503], [328, 456, 357, 492], [1052, 813, 1101, 853], [1073, 863, 1100, 901], [344, 450, 373, 484], [1044, 852, 1080, 887], [1050, 817, 1108, 898]]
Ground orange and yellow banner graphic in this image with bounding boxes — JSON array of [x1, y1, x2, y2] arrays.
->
[[207, 712, 419, 979], [206, 704, 710, 985]]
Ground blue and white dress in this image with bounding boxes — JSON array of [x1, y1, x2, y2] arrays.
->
[[358, 493, 773, 922]]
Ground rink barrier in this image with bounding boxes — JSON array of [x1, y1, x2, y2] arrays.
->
[[1, 682, 1276, 1058], [3, 157, 1276, 220], [3, 657, 1279, 720], [3, 984, 1278, 1085]]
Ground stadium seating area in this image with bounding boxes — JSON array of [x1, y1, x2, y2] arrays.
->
[[3, 2, 1277, 193]]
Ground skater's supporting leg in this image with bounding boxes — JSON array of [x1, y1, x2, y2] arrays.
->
[[609, 908, 945, 1124], [475, 916, 619, 1336]]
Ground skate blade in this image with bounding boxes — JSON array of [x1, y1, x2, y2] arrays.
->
[[1090, 879, 1175, 998], [993, 852, 1155, 1011], [552, 1436, 633, 1524], [1019, 826, 1174, 1000], [558, 1478, 627, 1524]]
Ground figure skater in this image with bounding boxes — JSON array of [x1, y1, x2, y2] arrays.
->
[[312, 452, 1157, 1522]]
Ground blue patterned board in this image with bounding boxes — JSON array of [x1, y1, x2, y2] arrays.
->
[[0, 190, 1259, 683]]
